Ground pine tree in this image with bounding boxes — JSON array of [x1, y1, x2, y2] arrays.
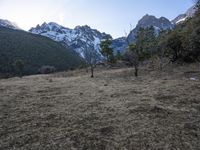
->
[[100, 39, 114, 62], [135, 26, 157, 61]]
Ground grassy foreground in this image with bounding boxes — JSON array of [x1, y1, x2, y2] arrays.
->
[[0, 64, 200, 149]]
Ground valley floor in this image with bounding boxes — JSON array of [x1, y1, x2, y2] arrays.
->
[[0, 64, 200, 150]]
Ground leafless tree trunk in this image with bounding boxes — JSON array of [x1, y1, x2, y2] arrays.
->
[[124, 25, 140, 77], [134, 65, 138, 77], [158, 43, 166, 71], [90, 65, 94, 78]]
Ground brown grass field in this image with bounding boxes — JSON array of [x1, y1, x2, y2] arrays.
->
[[0, 64, 200, 150]]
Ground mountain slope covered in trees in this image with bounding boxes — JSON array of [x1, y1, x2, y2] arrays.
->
[[0, 27, 83, 76], [156, 3, 200, 63], [124, 2, 200, 68]]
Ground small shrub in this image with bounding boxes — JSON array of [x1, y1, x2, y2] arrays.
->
[[39, 66, 56, 74]]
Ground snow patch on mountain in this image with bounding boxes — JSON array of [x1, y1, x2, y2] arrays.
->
[[176, 17, 187, 24], [0, 19, 21, 30]]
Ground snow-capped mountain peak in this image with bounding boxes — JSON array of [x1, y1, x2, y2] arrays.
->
[[29, 22, 112, 58], [0, 19, 21, 30]]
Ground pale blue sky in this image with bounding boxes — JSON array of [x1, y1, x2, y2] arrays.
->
[[0, 0, 194, 38]]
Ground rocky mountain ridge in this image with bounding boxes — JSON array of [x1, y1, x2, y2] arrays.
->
[[172, 5, 196, 24], [127, 14, 174, 44]]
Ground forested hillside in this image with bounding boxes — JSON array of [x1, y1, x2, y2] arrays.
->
[[0, 27, 83, 76]]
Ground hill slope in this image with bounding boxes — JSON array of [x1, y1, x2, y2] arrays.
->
[[0, 27, 83, 75]]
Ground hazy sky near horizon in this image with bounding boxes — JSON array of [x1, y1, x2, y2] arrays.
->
[[0, 0, 194, 38]]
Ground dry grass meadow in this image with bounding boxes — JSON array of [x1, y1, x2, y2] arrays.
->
[[0, 64, 200, 149]]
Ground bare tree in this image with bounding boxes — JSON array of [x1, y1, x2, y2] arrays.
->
[[124, 24, 140, 77], [124, 45, 139, 77], [83, 43, 99, 78]]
